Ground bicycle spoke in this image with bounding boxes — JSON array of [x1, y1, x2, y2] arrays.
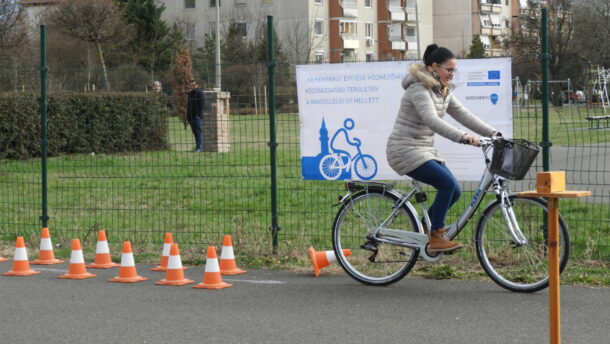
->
[[333, 191, 419, 286], [476, 197, 569, 293]]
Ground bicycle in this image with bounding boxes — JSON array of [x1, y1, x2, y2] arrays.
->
[[331, 137, 569, 293], [319, 137, 378, 180]]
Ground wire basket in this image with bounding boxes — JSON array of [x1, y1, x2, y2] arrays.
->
[[490, 139, 539, 180]]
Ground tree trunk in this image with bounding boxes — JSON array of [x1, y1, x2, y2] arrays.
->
[[94, 39, 111, 91]]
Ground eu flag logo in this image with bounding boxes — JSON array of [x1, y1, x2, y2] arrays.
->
[[488, 71, 500, 80]]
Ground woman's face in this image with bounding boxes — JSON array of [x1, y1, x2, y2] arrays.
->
[[433, 58, 458, 84]]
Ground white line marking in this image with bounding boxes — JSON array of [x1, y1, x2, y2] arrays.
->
[[33, 268, 69, 272], [222, 279, 285, 285]]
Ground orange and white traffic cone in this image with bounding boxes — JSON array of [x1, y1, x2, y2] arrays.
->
[[308, 247, 352, 277], [87, 230, 119, 269], [155, 244, 193, 286], [109, 241, 147, 283], [219, 235, 246, 275], [152, 232, 173, 271], [59, 239, 96, 279], [32, 227, 64, 265], [2, 237, 40, 276], [193, 246, 232, 290]]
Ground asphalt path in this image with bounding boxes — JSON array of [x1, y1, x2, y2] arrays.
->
[[0, 261, 608, 344]]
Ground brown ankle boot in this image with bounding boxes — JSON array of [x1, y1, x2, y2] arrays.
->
[[428, 230, 462, 252]]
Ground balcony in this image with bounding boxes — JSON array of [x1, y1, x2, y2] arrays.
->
[[405, 7, 416, 22], [342, 34, 360, 49], [340, 0, 358, 18], [480, 4, 503, 14], [389, 36, 406, 51], [388, 0, 406, 21], [406, 39, 417, 52]]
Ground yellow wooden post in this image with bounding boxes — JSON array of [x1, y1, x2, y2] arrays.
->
[[519, 171, 591, 344]]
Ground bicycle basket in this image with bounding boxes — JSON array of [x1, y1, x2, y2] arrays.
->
[[490, 139, 539, 180]]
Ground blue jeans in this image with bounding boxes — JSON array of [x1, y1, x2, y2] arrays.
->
[[407, 160, 461, 231], [189, 118, 203, 151]]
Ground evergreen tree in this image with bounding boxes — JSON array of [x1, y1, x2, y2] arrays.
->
[[170, 48, 194, 127], [468, 35, 486, 58], [122, 0, 181, 78]]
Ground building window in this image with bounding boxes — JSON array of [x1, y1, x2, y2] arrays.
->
[[340, 21, 357, 35], [505, 0, 508, 5], [365, 23, 373, 38], [314, 0, 323, 5], [315, 51, 324, 64], [235, 0, 247, 5], [366, 53, 374, 62], [365, 0, 372, 8], [314, 20, 324, 36], [185, 0, 195, 8], [480, 14, 492, 27], [480, 35, 491, 49], [236, 22, 247, 39], [490, 14, 501, 28], [185, 22, 195, 41], [210, 0, 221, 8], [406, 28, 415, 37], [505, 19, 509, 28]]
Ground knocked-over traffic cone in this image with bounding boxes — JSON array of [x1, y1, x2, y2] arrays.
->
[[2, 237, 40, 276], [155, 244, 193, 286], [219, 235, 246, 275], [87, 230, 119, 268], [32, 227, 64, 265], [193, 246, 232, 290], [109, 242, 147, 283], [152, 232, 173, 271], [59, 239, 96, 279], [308, 247, 352, 277]]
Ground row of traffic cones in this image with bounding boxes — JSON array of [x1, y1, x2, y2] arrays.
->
[[1, 229, 245, 290]]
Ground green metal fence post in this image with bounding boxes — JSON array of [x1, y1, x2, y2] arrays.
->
[[540, 7, 551, 171], [40, 25, 50, 228], [267, 16, 280, 253]]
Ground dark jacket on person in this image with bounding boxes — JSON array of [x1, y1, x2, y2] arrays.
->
[[187, 88, 205, 121]]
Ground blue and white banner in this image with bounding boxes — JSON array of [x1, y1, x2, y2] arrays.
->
[[297, 59, 512, 181]]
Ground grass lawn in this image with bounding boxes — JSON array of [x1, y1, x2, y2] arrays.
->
[[1, 110, 609, 286]]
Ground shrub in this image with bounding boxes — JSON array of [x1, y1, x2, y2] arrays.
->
[[0, 92, 169, 159]]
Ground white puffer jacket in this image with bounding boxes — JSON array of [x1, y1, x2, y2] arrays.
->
[[386, 63, 496, 175]]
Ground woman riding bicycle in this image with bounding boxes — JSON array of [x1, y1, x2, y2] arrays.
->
[[386, 44, 500, 253]]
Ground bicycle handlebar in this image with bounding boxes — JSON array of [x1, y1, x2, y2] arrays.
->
[[459, 135, 503, 147]]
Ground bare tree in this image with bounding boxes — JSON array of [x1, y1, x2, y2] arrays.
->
[[281, 18, 326, 65], [0, 0, 28, 53], [46, 0, 132, 91], [573, 0, 610, 67], [509, 0, 575, 104]]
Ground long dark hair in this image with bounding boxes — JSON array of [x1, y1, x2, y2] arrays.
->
[[423, 44, 455, 66]]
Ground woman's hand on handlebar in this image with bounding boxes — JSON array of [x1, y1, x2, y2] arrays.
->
[[460, 134, 480, 146]]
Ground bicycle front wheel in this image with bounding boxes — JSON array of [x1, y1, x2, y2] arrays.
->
[[332, 190, 420, 286], [475, 196, 569, 293]]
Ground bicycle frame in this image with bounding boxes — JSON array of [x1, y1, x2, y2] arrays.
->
[[354, 140, 530, 261]]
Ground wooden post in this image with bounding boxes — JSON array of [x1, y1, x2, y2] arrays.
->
[[519, 171, 591, 344], [547, 197, 560, 344]]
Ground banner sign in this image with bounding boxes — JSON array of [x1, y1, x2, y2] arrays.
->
[[296, 59, 512, 181]]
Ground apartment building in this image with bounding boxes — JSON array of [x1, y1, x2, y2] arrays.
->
[[158, 0, 433, 63], [433, 0, 520, 57]]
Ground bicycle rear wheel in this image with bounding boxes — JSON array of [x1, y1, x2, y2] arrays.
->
[[475, 196, 569, 293], [332, 189, 420, 286]]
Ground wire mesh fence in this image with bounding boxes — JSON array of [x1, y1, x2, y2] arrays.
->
[[1, 56, 609, 261]]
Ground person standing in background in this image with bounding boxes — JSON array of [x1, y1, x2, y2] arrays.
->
[[187, 79, 205, 152]]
